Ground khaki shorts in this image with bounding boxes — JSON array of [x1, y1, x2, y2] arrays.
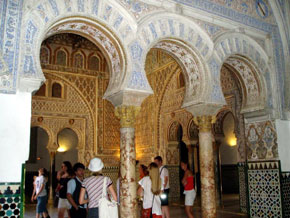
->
[[58, 198, 71, 209], [184, 189, 196, 206]]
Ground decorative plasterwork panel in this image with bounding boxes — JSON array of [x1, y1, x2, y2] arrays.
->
[[172, 0, 276, 25], [245, 121, 278, 161], [225, 57, 264, 112], [46, 21, 123, 96], [154, 41, 202, 104], [0, 0, 23, 93], [32, 72, 95, 158], [219, 64, 246, 162], [210, 32, 270, 108], [118, 0, 160, 20]]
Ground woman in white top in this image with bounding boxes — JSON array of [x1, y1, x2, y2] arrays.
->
[[138, 162, 162, 218], [31, 168, 49, 218]]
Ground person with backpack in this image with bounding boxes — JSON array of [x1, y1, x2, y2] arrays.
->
[[67, 162, 87, 218]]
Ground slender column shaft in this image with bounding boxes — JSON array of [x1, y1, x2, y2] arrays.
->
[[48, 151, 56, 202], [194, 116, 217, 218], [120, 128, 137, 217], [115, 106, 140, 218]]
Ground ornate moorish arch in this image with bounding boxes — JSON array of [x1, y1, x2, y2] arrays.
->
[[125, 13, 214, 107], [30, 123, 54, 150], [209, 32, 272, 112], [19, 0, 135, 97]]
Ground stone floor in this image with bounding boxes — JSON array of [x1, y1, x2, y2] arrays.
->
[[24, 194, 247, 218]]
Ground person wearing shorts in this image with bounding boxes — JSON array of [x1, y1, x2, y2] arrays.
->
[[181, 160, 196, 218]]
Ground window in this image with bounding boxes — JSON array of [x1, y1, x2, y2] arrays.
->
[[178, 72, 185, 88], [74, 53, 84, 68], [52, 82, 62, 98], [40, 47, 49, 64], [88, 55, 100, 71], [56, 50, 67, 66]]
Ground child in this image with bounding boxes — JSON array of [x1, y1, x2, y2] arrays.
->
[[31, 168, 49, 218]]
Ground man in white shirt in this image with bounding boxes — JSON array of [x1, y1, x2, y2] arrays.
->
[[154, 156, 171, 218]]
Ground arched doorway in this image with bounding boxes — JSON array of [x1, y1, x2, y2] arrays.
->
[[55, 128, 79, 172]]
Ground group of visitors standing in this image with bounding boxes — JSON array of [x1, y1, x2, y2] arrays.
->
[[137, 156, 196, 218], [31, 155, 195, 218]]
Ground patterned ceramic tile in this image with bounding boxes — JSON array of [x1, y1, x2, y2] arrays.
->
[[281, 172, 290, 218], [0, 183, 21, 218], [237, 162, 247, 213], [247, 161, 283, 218]]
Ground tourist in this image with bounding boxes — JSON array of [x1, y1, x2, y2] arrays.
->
[[137, 162, 162, 218], [139, 164, 149, 179], [31, 168, 50, 218], [67, 162, 87, 218], [181, 160, 196, 218], [79, 157, 117, 218], [57, 161, 73, 218], [154, 156, 170, 218]]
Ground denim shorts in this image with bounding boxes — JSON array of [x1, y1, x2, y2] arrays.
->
[[88, 207, 99, 218], [37, 196, 47, 214]]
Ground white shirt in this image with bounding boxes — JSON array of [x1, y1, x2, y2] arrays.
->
[[139, 176, 162, 215], [35, 175, 47, 197], [159, 166, 169, 190]]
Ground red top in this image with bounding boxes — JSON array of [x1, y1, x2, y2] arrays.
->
[[184, 176, 194, 191]]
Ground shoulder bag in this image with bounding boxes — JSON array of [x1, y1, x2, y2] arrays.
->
[[99, 177, 118, 218]]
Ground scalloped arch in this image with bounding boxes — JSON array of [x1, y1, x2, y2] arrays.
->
[[208, 32, 271, 110], [20, 0, 137, 97]]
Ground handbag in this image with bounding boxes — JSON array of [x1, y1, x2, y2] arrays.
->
[[99, 177, 118, 218]]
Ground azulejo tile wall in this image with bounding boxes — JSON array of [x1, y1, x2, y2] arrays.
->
[[167, 165, 180, 203], [0, 183, 22, 218], [237, 162, 248, 213], [281, 172, 290, 218], [247, 161, 283, 218]]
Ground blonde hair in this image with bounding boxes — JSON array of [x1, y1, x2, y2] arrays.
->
[[149, 162, 161, 195]]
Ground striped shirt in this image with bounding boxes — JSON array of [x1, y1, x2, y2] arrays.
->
[[82, 175, 112, 208]]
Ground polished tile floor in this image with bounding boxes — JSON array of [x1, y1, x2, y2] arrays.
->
[[24, 194, 247, 218]]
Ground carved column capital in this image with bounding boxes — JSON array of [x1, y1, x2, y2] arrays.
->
[[114, 105, 141, 128], [47, 142, 58, 153], [193, 115, 216, 132]]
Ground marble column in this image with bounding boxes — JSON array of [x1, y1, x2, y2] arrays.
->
[[213, 141, 222, 208], [115, 105, 140, 218], [194, 115, 217, 218], [48, 151, 56, 202]]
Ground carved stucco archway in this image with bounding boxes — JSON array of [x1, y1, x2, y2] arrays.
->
[[20, 0, 133, 98], [30, 124, 54, 151], [56, 126, 85, 161], [209, 32, 272, 112], [125, 13, 214, 107]]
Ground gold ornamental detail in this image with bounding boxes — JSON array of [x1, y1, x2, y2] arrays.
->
[[114, 106, 141, 128], [193, 115, 216, 132]]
